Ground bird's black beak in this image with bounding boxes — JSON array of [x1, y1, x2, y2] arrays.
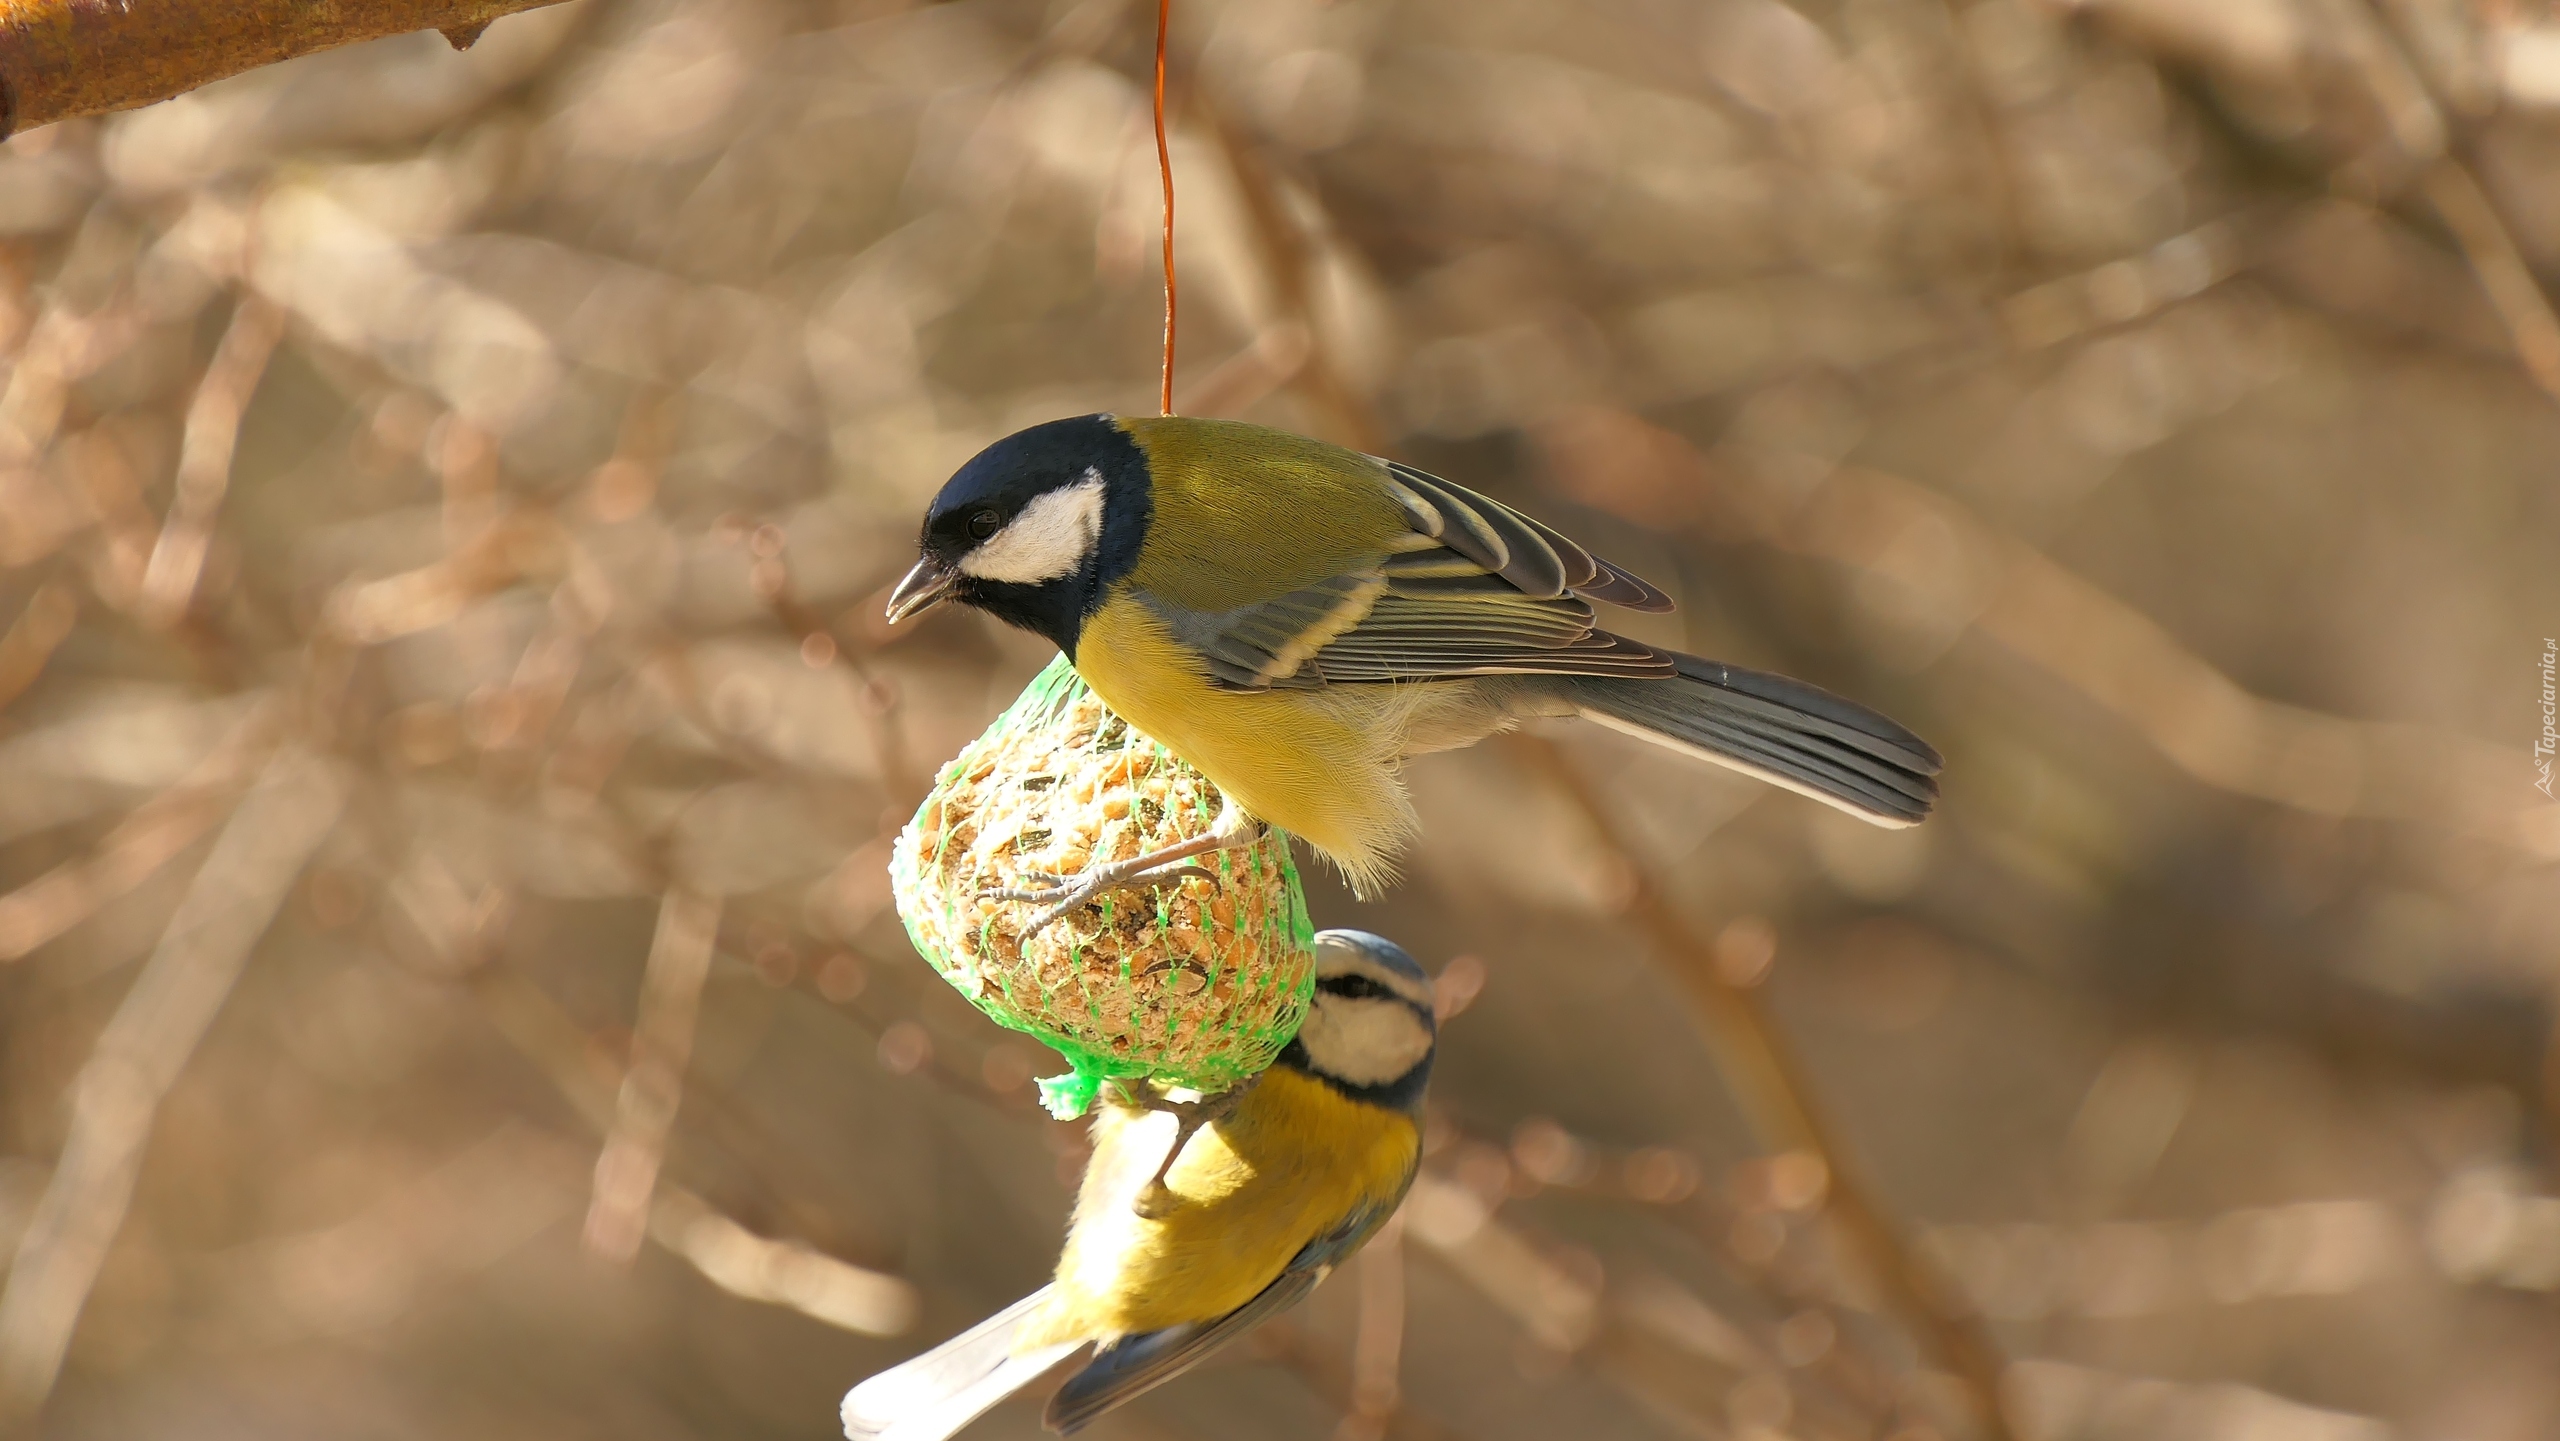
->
[[884, 554, 959, 624]]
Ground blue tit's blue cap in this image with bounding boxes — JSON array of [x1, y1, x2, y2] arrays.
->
[[1312, 929, 1434, 1011]]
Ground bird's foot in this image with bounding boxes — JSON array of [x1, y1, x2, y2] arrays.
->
[[1111, 1075, 1261, 1219], [982, 821, 1267, 943]]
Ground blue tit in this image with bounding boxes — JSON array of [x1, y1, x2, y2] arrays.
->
[[841, 929, 1438, 1440], [886, 415, 1940, 912]]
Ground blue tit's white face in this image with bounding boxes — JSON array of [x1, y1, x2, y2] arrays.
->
[[1291, 931, 1437, 1107]]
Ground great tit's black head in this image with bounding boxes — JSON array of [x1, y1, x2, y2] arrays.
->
[[1282, 930, 1438, 1114], [885, 414, 1151, 655]]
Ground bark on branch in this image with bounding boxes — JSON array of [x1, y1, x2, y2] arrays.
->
[[0, 0, 574, 139]]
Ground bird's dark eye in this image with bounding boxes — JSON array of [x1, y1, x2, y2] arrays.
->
[[965, 508, 1002, 541], [1318, 974, 1395, 1002]]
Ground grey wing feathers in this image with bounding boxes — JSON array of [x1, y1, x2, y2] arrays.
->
[[1383, 460, 1674, 612], [1162, 456, 1677, 691], [841, 1287, 1081, 1441], [1315, 624, 1672, 681], [1169, 457, 1682, 691], [1568, 656, 1942, 827], [1575, 558, 1679, 611], [1170, 573, 1384, 691], [1043, 1268, 1326, 1434], [1305, 557, 1676, 680], [1690, 658, 1943, 773]]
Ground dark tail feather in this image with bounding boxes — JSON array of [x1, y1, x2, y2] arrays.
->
[[1569, 654, 1941, 826]]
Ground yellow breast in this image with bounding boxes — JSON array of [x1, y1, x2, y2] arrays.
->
[[1073, 593, 1417, 894], [1027, 1068, 1418, 1344]]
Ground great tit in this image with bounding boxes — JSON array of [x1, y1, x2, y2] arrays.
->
[[887, 414, 1939, 910], [840, 929, 1437, 1440]]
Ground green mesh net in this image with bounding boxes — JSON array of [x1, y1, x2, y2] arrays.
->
[[891, 656, 1315, 1119]]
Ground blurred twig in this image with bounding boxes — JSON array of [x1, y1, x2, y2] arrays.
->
[[0, 307, 144, 473], [1467, 1115, 1908, 1420], [1336, 1212, 1407, 1441], [1198, 98, 1383, 454], [427, 905, 922, 1333], [2414, 158, 2560, 399], [1403, 1168, 1835, 1439], [648, 1187, 917, 1338], [751, 539, 918, 807], [1921, 0, 2031, 276], [1773, 460, 2556, 852], [0, 305, 150, 585], [1598, 406, 2554, 850], [136, 296, 284, 630], [323, 505, 561, 645], [0, 582, 76, 713], [2342, 0, 2560, 405], [1510, 736, 2017, 1441], [1400, 1172, 1598, 1355], [0, 746, 343, 1421], [1254, 1314, 1473, 1441], [1187, 324, 1315, 421], [584, 886, 723, 1263], [0, 694, 283, 960], [2088, 0, 2560, 403]]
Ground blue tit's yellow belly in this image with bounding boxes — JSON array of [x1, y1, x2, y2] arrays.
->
[[1072, 591, 1422, 893], [1026, 1067, 1418, 1344]]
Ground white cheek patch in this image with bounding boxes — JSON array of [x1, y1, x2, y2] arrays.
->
[[958, 472, 1106, 585], [1297, 996, 1433, 1088]]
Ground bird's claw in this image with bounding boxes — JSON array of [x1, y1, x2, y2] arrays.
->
[[981, 859, 1225, 942], [979, 869, 1120, 940], [980, 871, 1070, 904], [1112, 1075, 1260, 1218]]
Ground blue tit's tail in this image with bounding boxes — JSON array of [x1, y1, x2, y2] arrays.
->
[[841, 1286, 1083, 1441], [1567, 652, 1941, 826]]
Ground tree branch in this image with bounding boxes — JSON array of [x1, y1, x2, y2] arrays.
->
[[1510, 737, 2020, 1441], [0, 746, 343, 1420], [0, 0, 575, 139]]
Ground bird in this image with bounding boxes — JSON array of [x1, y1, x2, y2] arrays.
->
[[886, 413, 1940, 917], [840, 928, 1439, 1441]]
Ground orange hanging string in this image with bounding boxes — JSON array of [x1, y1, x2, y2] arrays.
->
[[1153, 0, 1177, 416]]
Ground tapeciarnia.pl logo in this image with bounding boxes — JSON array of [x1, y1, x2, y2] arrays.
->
[[2538, 637, 2556, 798]]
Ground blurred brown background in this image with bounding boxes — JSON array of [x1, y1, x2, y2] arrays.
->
[[2, 0, 2558, 1437]]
